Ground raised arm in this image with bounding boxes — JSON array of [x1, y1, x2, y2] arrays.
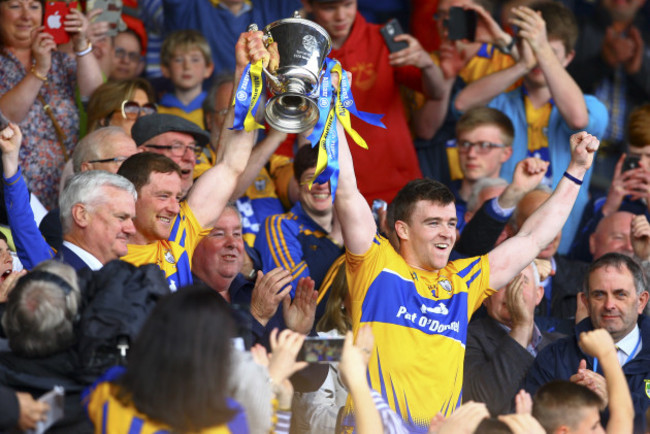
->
[[227, 128, 287, 201], [389, 34, 445, 100], [578, 329, 634, 434], [454, 39, 535, 112], [0, 124, 55, 268], [510, 6, 588, 130], [333, 94, 377, 255], [66, 8, 103, 98], [487, 131, 598, 289], [186, 31, 273, 228]]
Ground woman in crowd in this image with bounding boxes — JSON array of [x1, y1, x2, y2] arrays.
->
[[0, 0, 102, 210], [86, 78, 156, 136], [85, 286, 253, 432]]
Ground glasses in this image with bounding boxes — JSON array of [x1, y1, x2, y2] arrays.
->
[[433, 11, 450, 28], [87, 156, 130, 165], [114, 47, 142, 63], [457, 140, 507, 154], [144, 142, 202, 157], [120, 100, 157, 120]]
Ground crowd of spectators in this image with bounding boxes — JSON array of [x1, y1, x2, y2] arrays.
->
[[0, 0, 649, 433]]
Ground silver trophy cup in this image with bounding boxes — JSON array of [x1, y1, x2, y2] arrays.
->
[[260, 12, 332, 133]]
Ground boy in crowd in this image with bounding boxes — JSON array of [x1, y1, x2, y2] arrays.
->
[[158, 30, 214, 129], [454, 1, 608, 253], [450, 107, 515, 231]]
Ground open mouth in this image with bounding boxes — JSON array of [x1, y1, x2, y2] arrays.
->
[[435, 243, 449, 250]]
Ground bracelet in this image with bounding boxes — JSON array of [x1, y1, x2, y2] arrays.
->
[[30, 66, 48, 82], [75, 41, 93, 57], [563, 171, 583, 186]]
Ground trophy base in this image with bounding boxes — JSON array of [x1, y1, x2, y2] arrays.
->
[[265, 92, 320, 134]]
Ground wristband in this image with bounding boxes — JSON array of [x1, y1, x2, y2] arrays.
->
[[30, 66, 48, 82], [497, 37, 516, 55], [75, 41, 93, 57], [563, 171, 583, 186]]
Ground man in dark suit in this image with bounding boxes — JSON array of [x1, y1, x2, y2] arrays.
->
[[0, 123, 137, 271], [463, 262, 562, 415]]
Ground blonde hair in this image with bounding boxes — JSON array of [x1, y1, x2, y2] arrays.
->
[[161, 30, 213, 67], [456, 107, 515, 147]]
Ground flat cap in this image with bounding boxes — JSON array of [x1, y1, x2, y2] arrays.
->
[[131, 113, 210, 148]]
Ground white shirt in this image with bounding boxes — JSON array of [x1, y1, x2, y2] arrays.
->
[[62, 241, 103, 271], [615, 324, 641, 366]]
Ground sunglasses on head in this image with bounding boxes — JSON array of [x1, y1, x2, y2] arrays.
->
[[120, 100, 157, 120]]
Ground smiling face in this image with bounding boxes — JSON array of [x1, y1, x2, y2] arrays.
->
[[133, 171, 182, 244], [194, 207, 244, 283], [298, 167, 332, 217], [396, 200, 457, 271], [84, 186, 137, 262], [0, 0, 42, 48], [584, 264, 649, 342]]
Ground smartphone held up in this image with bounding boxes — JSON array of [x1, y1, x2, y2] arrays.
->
[[298, 336, 345, 363], [44, 1, 79, 44], [447, 7, 477, 41], [380, 18, 408, 53]]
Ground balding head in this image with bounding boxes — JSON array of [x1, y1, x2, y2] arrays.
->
[[589, 211, 635, 260], [72, 127, 137, 174]]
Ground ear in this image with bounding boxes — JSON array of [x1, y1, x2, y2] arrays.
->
[[80, 161, 93, 172], [562, 49, 576, 68], [554, 426, 570, 434], [533, 284, 545, 306], [501, 146, 513, 163], [161, 65, 171, 79], [579, 291, 589, 312], [638, 291, 649, 314], [71, 203, 90, 228], [395, 220, 409, 242], [204, 63, 215, 79], [589, 233, 596, 255]]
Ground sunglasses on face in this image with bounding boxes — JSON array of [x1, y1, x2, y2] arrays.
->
[[120, 100, 157, 120]]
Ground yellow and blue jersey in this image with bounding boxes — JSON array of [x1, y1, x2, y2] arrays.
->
[[255, 202, 343, 298], [237, 154, 293, 247], [122, 202, 209, 291], [85, 367, 248, 434], [158, 91, 207, 130], [343, 236, 494, 432]]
